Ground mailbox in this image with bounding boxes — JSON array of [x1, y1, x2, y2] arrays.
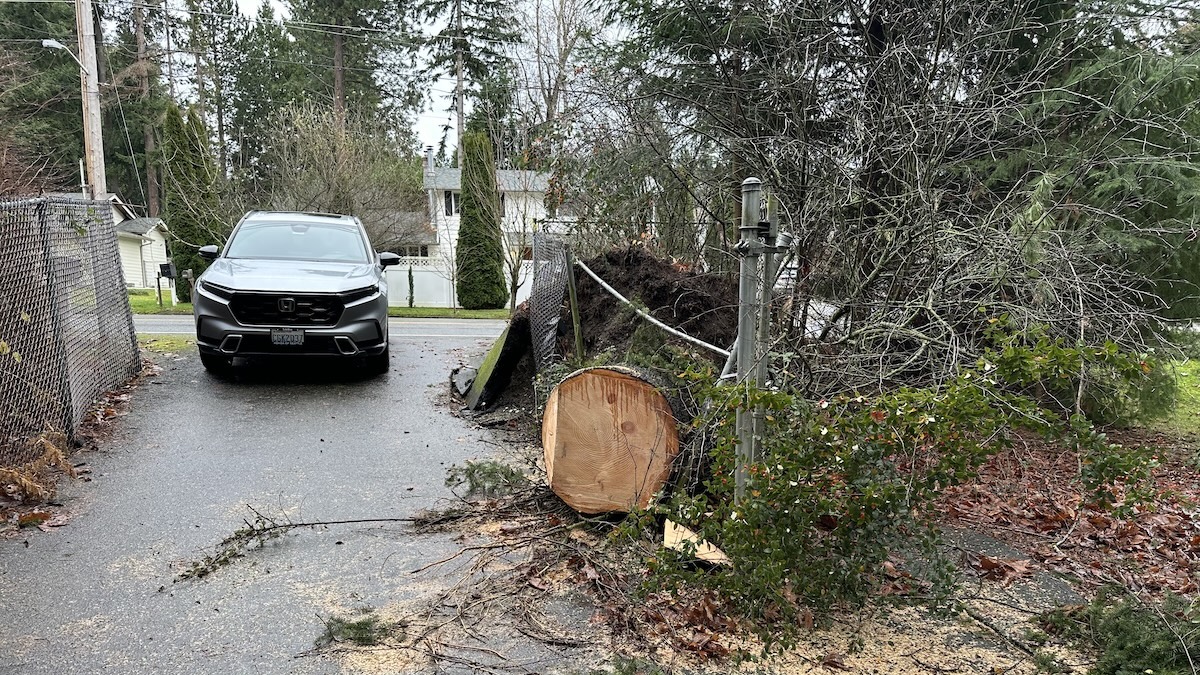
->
[[159, 262, 177, 279]]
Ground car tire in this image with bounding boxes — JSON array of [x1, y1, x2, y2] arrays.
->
[[366, 346, 389, 376], [200, 352, 232, 376]]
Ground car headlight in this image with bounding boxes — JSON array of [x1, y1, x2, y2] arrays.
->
[[196, 279, 234, 300], [340, 286, 380, 304]]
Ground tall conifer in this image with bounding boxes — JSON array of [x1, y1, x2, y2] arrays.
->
[[455, 131, 507, 309]]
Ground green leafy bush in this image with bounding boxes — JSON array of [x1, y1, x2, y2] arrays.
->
[[985, 320, 1175, 426], [652, 328, 1161, 643]]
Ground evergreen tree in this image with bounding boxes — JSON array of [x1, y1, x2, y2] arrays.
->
[[418, 0, 520, 161], [982, 31, 1200, 318], [99, 12, 172, 210], [161, 104, 223, 300], [230, 1, 306, 196], [185, 0, 246, 174], [455, 131, 507, 309], [287, 0, 420, 119], [0, 3, 86, 189]]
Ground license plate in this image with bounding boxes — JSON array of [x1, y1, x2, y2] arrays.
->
[[270, 328, 305, 346]]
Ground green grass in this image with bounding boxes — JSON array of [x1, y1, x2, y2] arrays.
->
[[387, 306, 510, 319], [137, 334, 195, 354], [128, 289, 193, 315], [1163, 359, 1200, 436]]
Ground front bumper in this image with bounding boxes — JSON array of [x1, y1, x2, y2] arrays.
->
[[194, 286, 388, 358]]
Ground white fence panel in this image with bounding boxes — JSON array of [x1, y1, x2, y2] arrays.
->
[[386, 264, 454, 308], [385, 259, 536, 308]]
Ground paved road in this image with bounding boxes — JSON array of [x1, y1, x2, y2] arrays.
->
[[0, 321, 540, 674], [133, 314, 507, 339]]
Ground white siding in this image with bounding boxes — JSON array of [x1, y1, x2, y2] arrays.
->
[[140, 229, 170, 287], [118, 235, 145, 287]]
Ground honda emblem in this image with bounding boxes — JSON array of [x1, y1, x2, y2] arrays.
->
[[278, 298, 296, 313]]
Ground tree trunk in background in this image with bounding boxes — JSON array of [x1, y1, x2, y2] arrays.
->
[[333, 20, 346, 127], [135, 4, 160, 216], [455, 0, 464, 166], [211, 38, 226, 174]]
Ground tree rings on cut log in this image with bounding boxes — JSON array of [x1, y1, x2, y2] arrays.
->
[[542, 366, 680, 514]]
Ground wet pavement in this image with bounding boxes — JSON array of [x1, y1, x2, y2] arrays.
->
[[0, 322, 512, 674]]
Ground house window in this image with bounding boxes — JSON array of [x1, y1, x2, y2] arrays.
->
[[444, 191, 461, 216], [400, 245, 429, 257]]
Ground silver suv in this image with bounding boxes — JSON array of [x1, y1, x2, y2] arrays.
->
[[192, 211, 399, 375]]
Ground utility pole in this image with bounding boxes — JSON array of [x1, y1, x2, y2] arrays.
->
[[75, 0, 106, 198], [455, 0, 464, 167]]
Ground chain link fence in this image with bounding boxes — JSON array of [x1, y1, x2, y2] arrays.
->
[[0, 197, 139, 479], [528, 233, 570, 371]]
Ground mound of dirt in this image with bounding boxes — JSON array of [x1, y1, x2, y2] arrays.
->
[[564, 247, 738, 362]]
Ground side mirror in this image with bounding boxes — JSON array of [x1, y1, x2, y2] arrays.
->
[[198, 244, 220, 260], [378, 251, 401, 267]]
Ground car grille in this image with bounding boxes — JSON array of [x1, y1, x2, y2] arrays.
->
[[229, 293, 344, 326]]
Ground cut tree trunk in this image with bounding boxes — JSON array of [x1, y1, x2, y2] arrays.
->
[[542, 366, 679, 514]]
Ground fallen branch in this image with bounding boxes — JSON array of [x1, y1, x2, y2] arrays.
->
[[178, 507, 421, 581]]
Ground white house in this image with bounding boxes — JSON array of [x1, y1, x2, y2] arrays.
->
[[101, 194, 171, 290], [115, 216, 171, 289], [49, 192, 171, 290], [385, 151, 549, 308]]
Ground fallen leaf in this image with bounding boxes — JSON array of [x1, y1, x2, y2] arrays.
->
[[17, 511, 50, 528], [582, 562, 600, 581], [800, 608, 814, 631], [822, 652, 849, 670]]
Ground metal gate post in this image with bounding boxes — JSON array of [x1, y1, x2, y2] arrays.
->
[[734, 178, 763, 503], [751, 194, 780, 448]]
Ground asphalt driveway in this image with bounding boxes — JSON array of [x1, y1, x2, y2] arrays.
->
[[0, 320, 515, 674]]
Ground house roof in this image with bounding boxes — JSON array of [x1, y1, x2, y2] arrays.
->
[[117, 217, 166, 236], [424, 168, 550, 193]]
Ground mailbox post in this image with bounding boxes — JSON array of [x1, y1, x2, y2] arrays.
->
[[158, 262, 176, 307]]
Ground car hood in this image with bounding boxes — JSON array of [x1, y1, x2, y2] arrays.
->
[[201, 258, 380, 294]]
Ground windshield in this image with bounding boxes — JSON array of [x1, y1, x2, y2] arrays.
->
[[224, 220, 372, 263]]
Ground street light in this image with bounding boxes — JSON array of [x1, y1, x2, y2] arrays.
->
[[40, 39, 85, 71]]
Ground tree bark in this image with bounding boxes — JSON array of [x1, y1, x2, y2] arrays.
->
[[211, 37, 226, 174], [135, 4, 159, 216], [333, 19, 346, 128], [455, 0, 465, 166]]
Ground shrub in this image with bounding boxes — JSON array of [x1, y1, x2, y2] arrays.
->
[[652, 327, 1161, 643], [1041, 591, 1200, 675], [454, 132, 507, 310]]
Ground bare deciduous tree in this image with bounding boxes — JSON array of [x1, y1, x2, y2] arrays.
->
[[264, 104, 428, 248], [563, 0, 1198, 400]]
